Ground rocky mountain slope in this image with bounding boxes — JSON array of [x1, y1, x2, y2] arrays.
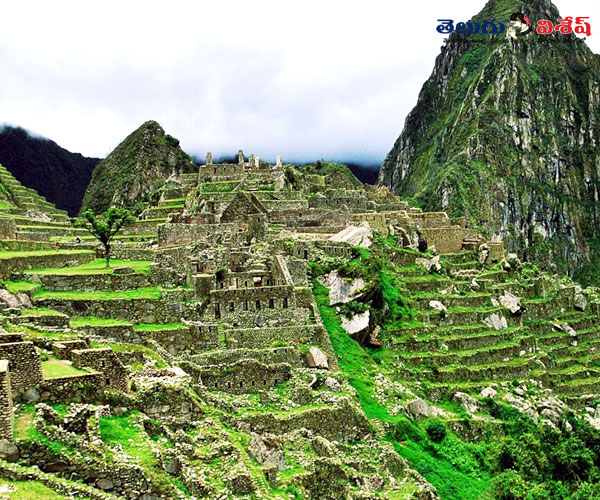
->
[[378, 0, 600, 283], [81, 121, 195, 214], [0, 126, 99, 216]]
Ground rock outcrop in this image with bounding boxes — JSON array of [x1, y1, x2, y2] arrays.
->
[[378, 0, 600, 282]]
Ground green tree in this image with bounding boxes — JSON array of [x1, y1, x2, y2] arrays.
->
[[74, 208, 134, 267]]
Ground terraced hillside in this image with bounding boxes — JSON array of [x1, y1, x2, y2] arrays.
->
[[0, 153, 598, 499]]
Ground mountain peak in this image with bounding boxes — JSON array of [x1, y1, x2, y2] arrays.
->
[[378, 0, 600, 281], [473, 0, 561, 23], [81, 121, 193, 213]]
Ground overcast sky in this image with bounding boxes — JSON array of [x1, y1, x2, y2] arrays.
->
[[1, 0, 598, 165]]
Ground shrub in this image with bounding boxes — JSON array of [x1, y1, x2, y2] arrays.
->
[[490, 470, 528, 500], [393, 418, 426, 443], [426, 419, 447, 443]]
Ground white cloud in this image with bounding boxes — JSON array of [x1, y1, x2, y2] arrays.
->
[[0, 0, 597, 163]]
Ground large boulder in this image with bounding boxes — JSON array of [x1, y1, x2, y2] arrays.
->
[[480, 387, 498, 399], [404, 398, 446, 420], [452, 392, 479, 414], [0, 440, 19, 462], [574, 286, 588, 312], [247, 433, 285, 471], [416, 255, 442, 273], [340, 310, 370, 337], [484, 313, 508, 331], [499, 292, 522, 314], [327, 271, 365, 306], [0, 289, 21, 310], [306, 347, 328, 369], [429, 300, 447, 312], [25, 209, 51, 222]]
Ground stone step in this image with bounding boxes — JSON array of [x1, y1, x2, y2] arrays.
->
[[554, 377, 600, 395], [397, 337, 534, 368], [440, 251, 478, 264], [412, 292, 492, 309], [388, 326, 525, 353], [403, 276, 452, 293], [418, 306, 519, 327], [399, 357, 536, 383]]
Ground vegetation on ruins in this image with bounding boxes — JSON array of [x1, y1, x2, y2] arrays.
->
[[73, 207, 134, 267]]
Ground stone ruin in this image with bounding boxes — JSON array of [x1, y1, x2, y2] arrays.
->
[[0, 152, 594, 499]]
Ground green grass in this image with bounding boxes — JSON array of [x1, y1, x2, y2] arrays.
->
[[313, 279, 490, 499], [0, 199, 16, 211], [99, 412, 180, 495], [41, 358, 90, 379], [2, 280, 40, 294], [0, 249, 92, 259], [20, 307, 67, 317], [13, 405, 35, 441], [99, 413, 156, 465], [133, 322, 186, 331], [70, 316, 131, 327], [24, 258, 152, 275], [34, 287, 162, 301], [0, 478, 73, 499], [395, 441, 489, 500]]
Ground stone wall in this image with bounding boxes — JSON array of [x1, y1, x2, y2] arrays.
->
[[122, 220, 161, 235], [314, 242, 354, 259], [158, 222, 240, 248], [420, 226, 464, 253], [411, 212, 453, 228], [210, 285, 297, 321], [36, 273, 151, 292], [0, 219, 16, 240], [284, 258, 310, 286], [191, 346, 302, 368], [0, 333, 25, 344], [35, 297, 196, 324], [0, 360, 13, 440], [350, 213, 388, 234], [486, 241, 505, 262], [268, 208, 347, 229], [227, 324, 320, 349], [239, 398, 370, 442], [188, 359, 292, 394], [38, 373, 104, 404], [0, 251, 95, 279], [71, 348, 128, 392], [73, 323, 138, 342], [149, 323, 219, 355], [0, 342, 42, 397], [115, 350, 144, 366], [52, 340, 89, 360], [218, 306, 310, 329]]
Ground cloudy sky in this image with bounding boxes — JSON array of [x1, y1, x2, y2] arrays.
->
[[1, 0, 598, 165]]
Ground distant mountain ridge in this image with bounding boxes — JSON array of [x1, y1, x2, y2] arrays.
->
[[0, 126, 100, 216]]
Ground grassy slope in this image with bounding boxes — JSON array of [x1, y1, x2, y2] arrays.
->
[[313, 279, 490, 499]]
